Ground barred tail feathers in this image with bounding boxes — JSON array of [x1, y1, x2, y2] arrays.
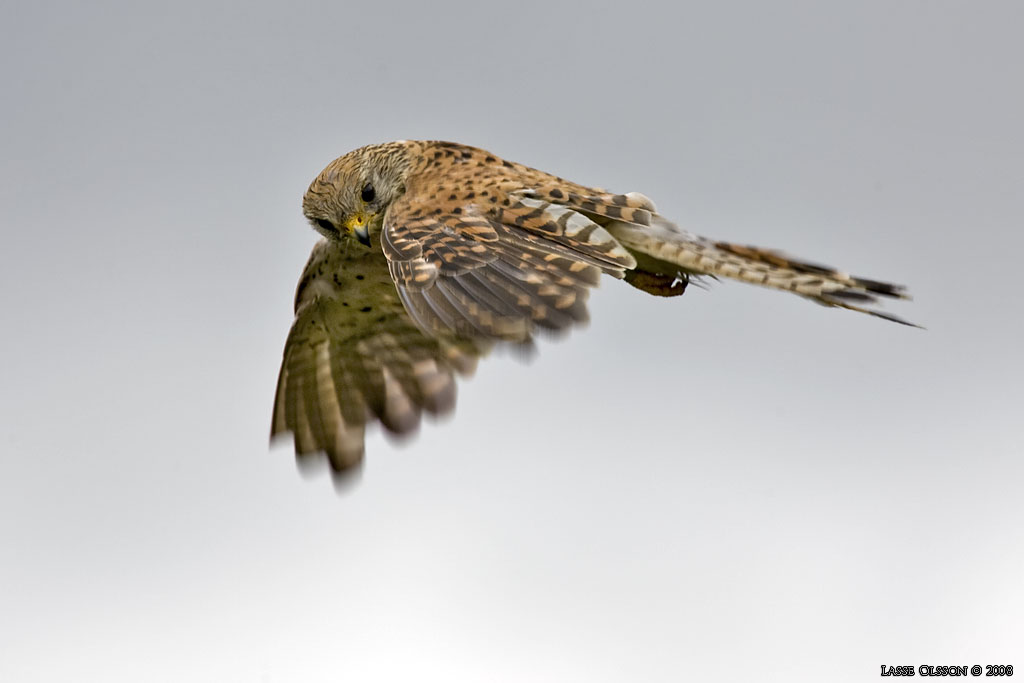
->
[[605, 217, 917, 327]]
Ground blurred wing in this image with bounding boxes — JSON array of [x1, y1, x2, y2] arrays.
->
[[271, 240, 487, 472]]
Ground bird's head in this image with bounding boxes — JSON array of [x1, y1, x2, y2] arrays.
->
[[302, 141, 413, 247]]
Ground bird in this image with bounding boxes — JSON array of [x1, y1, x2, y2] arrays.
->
[[271, 140, 914, 476]]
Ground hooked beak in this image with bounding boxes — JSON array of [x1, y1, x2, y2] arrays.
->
[[345, 214, 372, 247], [353, 223, 371, 247]]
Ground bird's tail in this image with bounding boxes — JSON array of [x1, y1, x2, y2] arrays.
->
[[606, 217, 917, 326]]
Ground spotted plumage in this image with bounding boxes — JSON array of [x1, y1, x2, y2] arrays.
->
[[273, 140, 915, 476]]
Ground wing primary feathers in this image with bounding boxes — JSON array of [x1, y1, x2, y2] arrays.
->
[[431, 278, 517, 339], [273, 239, 497, 473]]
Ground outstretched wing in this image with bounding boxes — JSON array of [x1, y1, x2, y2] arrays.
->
[[271, 240, 487, 473]]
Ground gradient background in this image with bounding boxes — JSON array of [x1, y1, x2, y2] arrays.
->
[[2, 1, 1021, 681]]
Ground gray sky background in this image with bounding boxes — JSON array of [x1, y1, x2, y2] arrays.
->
[[2, 1, 1022, 681]]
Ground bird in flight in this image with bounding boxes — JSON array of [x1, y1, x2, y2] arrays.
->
[[272, 140, 913, 476]]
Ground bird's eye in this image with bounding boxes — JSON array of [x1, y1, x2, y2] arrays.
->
[[315, 218, 336, 233], [361, 183, 375, 203]]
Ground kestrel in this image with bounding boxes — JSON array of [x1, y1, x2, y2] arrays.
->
[[272, 140, 913, 475]]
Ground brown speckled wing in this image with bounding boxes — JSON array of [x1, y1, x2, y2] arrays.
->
[[271, 240, 487, 472], [379, 148, 643, 342]]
